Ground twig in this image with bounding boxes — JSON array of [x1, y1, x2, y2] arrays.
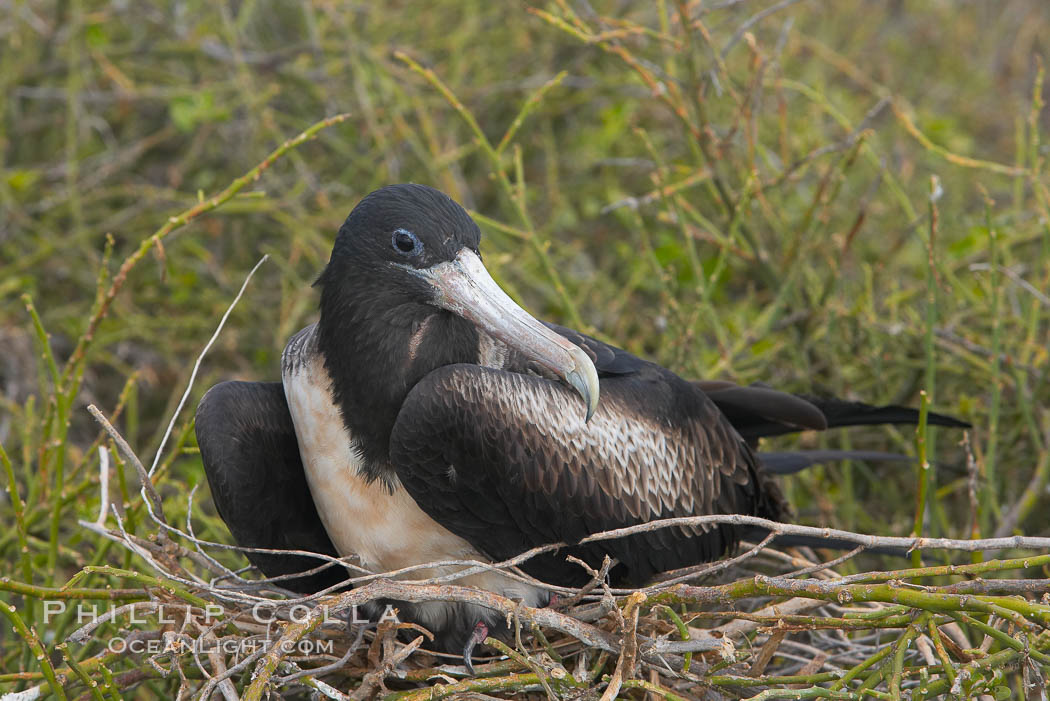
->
[[325, 580, 622, 655], [185, 483, 238, 583], [87, 404, 166, 525], [577, 514, 1050, 553], [664, 574, 1050, 628], [195, 620, 239, 701], [194, 642, 271, 701], [149, 254, 269, 477], [783, 546, 865, 579], [719, 0, 804, 59], [276, 625, 366, 684], [353, 634, 424, 700], [94, 445, 109, 526], [601, 592, 645, 701], [67, 602, 163, 644], [0, 602, 68, 700], [647, 531, 775, 589], [557, 555, 614, 608]]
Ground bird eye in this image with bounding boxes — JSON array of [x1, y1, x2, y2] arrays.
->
[[392, 229, 422, 256]]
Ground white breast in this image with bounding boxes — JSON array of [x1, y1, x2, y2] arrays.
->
[[280, 325, 546, 619]]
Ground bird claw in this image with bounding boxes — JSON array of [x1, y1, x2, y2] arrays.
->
[[462, 621, 489, 676]]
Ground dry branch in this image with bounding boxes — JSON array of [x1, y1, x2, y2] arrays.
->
[[37, 403, 1050, 699]]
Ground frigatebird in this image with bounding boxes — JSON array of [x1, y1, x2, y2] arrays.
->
[[195, 183, 967, 661]]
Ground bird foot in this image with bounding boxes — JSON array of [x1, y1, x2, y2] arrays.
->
[[462, 621, 489, 675]]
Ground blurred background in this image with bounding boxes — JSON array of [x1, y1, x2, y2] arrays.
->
[[1, 0, 1048, 607]]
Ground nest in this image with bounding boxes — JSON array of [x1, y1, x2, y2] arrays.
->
[[13, 405, 1040, 701]]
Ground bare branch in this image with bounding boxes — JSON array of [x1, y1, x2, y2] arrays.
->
[[88, 404, 167, 524], [149, 254, 269, 478]]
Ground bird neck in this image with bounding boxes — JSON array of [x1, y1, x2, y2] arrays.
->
[[316, 290, 478, 480]]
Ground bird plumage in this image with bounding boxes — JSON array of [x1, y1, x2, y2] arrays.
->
[[195, 183, 968, 655]]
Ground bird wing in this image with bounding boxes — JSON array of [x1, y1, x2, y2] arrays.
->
[[694, 381, 829, 440], [541, 324, 969, 440], [195, 380, 346, 593], [542, 322, 643, 376], [388, 364, 781, 587]]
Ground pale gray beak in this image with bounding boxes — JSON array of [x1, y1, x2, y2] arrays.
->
[[410, 249, 600, 421]]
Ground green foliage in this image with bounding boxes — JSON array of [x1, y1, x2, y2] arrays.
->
[[169, 92, 231, 133], [1, 0, 1048, 697]]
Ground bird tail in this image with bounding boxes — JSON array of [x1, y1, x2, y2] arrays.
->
[[801, 396, 970, 433], [697, 380, 971, 442], [756, 449, 911, 475], [698, 383, 970, 561]]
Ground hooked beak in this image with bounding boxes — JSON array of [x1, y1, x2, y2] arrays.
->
[[410, 249, 600, 421]]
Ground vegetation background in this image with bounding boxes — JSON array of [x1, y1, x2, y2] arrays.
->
[[1, 0, 1048, 698]]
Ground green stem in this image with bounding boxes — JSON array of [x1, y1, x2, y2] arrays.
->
[[0, 599, 68, 700], [57, 642, 105, 701], [922, 177, 939, 539], [0, 578, 148, 601], [983, 193, 1002, 536], [912, 390, 930, 570], [384, 673, 544, 700]]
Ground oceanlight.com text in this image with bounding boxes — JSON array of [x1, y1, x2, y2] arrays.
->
[[105, 635, 336, 656]]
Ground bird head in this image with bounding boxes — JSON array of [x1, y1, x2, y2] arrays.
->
[[316, 184, 599, 421]]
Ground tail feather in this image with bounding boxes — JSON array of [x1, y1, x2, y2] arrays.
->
[[695, 382, 967, 563], [758, 449, 911, 475], [698, 380, 970, 441], [800, 396, 970, 434], [737, 398, 970, 440]]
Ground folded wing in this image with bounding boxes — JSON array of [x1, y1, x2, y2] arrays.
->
[[195, 381, 346, 593], [388, 364, 782, 587]]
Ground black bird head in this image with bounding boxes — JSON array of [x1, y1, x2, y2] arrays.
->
[[321, 184, 483, 303], [314, 184, 598, 474]]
